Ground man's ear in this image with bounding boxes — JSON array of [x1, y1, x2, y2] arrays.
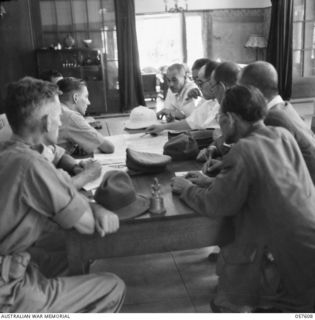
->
[[41, 114, 50, 133], [73, 92, 79, 104]]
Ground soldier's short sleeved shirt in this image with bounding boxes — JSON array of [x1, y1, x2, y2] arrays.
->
[[58, 105, 105, 154], [0, 137, 90, 255]]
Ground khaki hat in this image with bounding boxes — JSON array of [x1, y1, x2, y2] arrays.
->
[[124, 106, 160, 129], [126, 148, 172, 175], [163, 133, 199, 160], [94, 170, 150, 221]]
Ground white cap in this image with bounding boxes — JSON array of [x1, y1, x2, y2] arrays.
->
[[124, 106, 160, 130]]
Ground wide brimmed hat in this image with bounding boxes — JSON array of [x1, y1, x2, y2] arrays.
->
[[126, 148, 172, 175], [94, 170, 150, 221], [124, 106, 160, 129]]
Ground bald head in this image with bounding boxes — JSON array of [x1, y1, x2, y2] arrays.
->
[[213, 62, 241, 88], [238, 61, 279, 101]]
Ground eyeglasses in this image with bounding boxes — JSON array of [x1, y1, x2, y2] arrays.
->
[[198, 79, 219, 91], [197, 78, 210, 88]]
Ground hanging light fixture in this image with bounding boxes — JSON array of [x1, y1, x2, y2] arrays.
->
[[164, 0, 188, 13]]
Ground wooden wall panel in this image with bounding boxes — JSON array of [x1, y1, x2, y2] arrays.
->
[[0, 0, 39, 112]]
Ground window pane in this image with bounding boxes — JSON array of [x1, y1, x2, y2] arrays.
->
[[87, 0, 102, 30], [293, 22, 304, 49], [186, 14, 203, 69], [294, 0, 305, 21], [100, 0, 116, 28], [305, 0, 315, 20], [40, 1, 57, 32], [72, 1, 88, 31], [293, 50, 303, 77], [303, 49, 315, 76], [55, 1, 72, 32], [305, 22, 315, 49], [136, 14, 182, 70]]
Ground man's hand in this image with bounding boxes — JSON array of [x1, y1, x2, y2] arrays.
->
[[186, 88, 201, 100], [185, 171, 214, 188], [80, 160, 102, 180], [145, 124, 164, 135], [171, 177, 192, 195], [196, 145, 217, 162], [196, 148, 209, 162], [202, 158, 222, 177], [91, 203, 119, 237], [156, 108, 175, 122]]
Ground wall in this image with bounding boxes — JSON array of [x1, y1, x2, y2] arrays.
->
[[0, 0, 38, 112], [203, 8, 270, 64], [135, 0, 271, 14]]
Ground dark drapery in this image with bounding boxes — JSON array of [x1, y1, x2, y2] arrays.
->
[[266, 0, 293, 100], [114, 0, 145, 112]]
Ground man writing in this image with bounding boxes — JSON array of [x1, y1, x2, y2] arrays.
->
[[172, 85, 315, 312]]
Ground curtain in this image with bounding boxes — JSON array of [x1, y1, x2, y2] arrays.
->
[[114, 0, 145, 112], [266, 0, 293, 100]]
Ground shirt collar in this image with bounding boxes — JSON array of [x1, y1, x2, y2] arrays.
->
[[266, 95, 283, 110]]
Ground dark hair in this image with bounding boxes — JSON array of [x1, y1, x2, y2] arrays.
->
[[214, 62, 241, 88], [4, 77, 59, 134], [191, 58, 210, 71], [204, 60, 220, 79], [221, 85, 267, 122], [58, 77, 86, 103], [39, 70, 63, 82]]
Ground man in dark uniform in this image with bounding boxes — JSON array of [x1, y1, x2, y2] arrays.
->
[[238, 61, 315, 184], [0, 77, 125, 312], [172, 85, 315, 312]]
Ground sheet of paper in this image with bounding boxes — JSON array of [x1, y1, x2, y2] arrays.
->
[[175, 170, 202, 178]]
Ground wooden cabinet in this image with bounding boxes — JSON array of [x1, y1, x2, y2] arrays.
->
[[36, 48, 108, 114]]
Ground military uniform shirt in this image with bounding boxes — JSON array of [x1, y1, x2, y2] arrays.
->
[[0, 137, 90, 255], [58, 105, 106, 154]]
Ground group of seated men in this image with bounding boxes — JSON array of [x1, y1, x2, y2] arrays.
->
[[1, 57, 315, 313]]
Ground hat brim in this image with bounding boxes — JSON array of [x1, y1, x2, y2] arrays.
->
[[114, 194, 150, 221], [124, 120, 161, 130]]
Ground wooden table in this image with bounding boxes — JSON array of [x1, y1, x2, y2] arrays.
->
[[66, 133, 234, 275]]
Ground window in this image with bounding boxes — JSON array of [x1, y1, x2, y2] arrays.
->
[[293, 0, 315, 77], [136, 13, 203, 71]]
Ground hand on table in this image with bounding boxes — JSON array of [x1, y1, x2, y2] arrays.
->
[[185, 171, 214, 188], [156, 108, 175, 122], [145, 124, 164, 135], [202, 158, 222, 177], [91, 203, 120, 237], [196, 148, 209, 162], [171, 177, 193, 195], [80, 160, 102, 180]]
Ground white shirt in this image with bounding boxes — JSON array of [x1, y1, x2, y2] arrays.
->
[[0, 114, 12, 142], [163, 81, 198, 117], [267, 95, 284, 110], [186, 99, 220, 130]]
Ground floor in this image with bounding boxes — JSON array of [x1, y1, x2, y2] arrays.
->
[[90, 246, 219, 313], [89, 102, 219, 313]]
